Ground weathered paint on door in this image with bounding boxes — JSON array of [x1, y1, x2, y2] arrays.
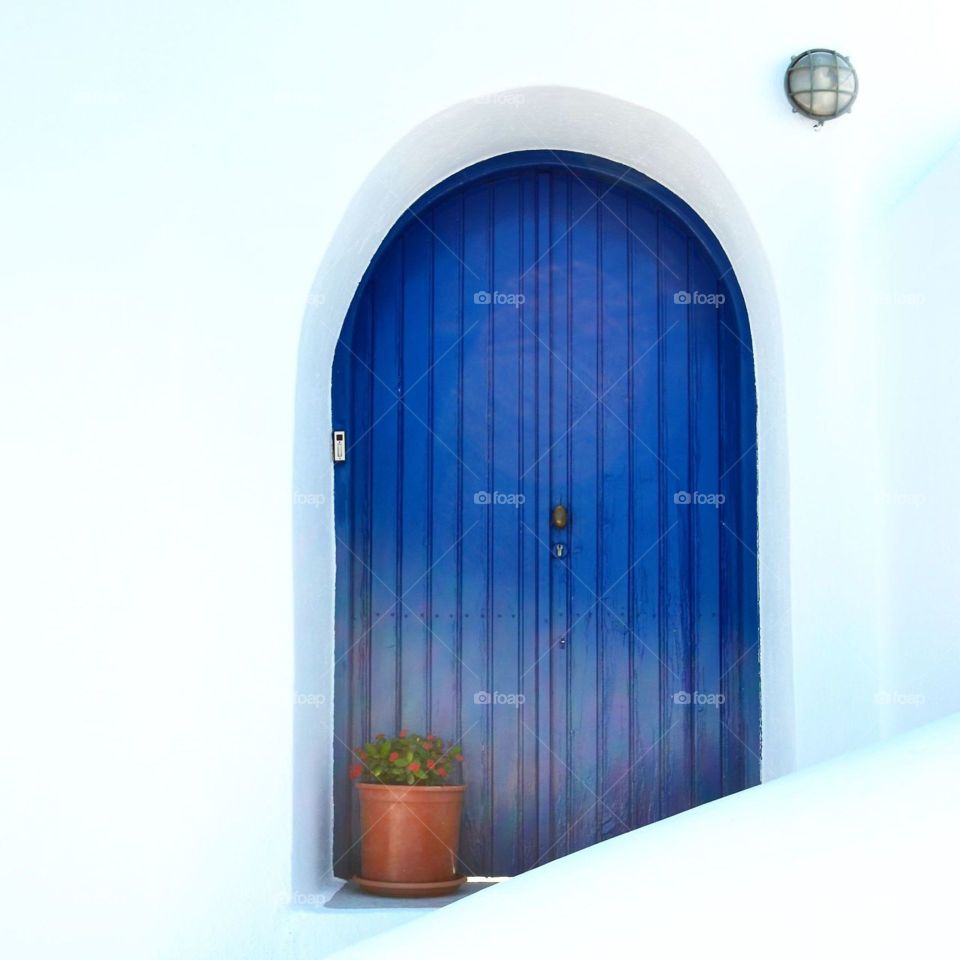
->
[[332, 152, 760, 879]]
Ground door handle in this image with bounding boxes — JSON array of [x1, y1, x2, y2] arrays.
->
[[551, 504, 569, 529]]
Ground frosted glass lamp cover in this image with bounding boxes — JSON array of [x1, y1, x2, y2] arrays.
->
[[785, 49, 858, 126]]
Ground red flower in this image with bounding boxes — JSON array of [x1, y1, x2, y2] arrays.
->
[[408, 762, 421, 773], [388, 751, 399, 762], [348, 764, 363, 780], [456, 754, 464, 762], [437, 767, 447, 777], [399, 729, 408, 737], [426, 759, 436, 769], [359, 750, 368, 760]]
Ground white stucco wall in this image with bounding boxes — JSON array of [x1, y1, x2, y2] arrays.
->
[[2, 1, 959, 957], [874, 140, 960, 736]]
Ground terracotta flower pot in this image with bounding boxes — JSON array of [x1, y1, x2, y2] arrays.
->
[[354, 783, 466, 897]]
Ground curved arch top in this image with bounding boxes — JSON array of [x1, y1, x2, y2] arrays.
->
[[344, 149, 753, 348]]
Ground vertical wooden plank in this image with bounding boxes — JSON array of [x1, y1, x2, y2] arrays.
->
[[399, 221, 432, 735], [341, 296, 376, 877], [659, 215, 693, 820], [533, 170, 556, 868], [597, 186, 632, 841], [546, 170, 570, 863], [627, 197, 662, 829], [566, 174, 601, 855], [690, 250, 723, 807], [719, 295, 745, 796], [368, 248, 403, 740], [517, 169, 542, 872], [428, 196, 463, 755], [490, 175, 524, 874], [459, 182, 492, 876]]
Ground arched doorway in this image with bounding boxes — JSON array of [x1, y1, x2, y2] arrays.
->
[[331, 151, 759, 878]]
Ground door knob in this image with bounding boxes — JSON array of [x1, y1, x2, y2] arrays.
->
[[551, 504, 569, 529]]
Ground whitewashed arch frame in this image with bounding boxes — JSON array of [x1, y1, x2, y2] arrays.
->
[[292, 85, 795, 895]]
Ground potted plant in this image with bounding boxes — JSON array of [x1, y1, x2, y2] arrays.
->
[[349, 730, 466, 897]]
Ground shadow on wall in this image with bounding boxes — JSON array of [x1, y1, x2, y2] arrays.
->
[[875, 135, 960, 737], [291, 84, 793, 899]]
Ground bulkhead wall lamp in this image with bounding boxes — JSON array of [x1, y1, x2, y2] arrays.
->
[[785, 49, 858, 127]]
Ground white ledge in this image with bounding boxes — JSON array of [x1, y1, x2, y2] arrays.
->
[[329, 712, 960, 957]]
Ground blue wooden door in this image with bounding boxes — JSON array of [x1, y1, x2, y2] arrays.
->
[[332, 152, 760, 879]]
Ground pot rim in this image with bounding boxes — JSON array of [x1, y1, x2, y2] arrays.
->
[[354, 782, 466, 793]]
